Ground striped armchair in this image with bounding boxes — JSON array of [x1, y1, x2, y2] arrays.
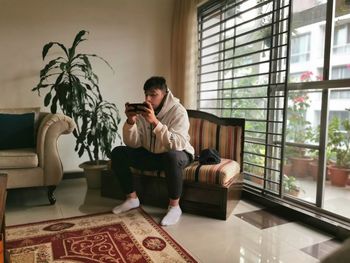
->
[[102, 110, 245, 220], [184, 110, 243, 187]]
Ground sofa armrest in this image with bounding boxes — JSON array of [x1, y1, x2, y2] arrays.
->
[[36, 113, 76, 185]]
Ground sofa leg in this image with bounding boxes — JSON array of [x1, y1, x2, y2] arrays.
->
[[48, 186, 57, 205]]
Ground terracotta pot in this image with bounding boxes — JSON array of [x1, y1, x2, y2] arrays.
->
[[308, 160, 331, 181], [289, 157, 313, 177], [251, 176, 264, 186], [283, 163, 292, 176], [328, 165, 350, 187], [285, 189, 300, 197]]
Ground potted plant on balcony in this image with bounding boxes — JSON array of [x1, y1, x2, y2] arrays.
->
[[32, 30, 121, 188], [282, 174, 304, 197], [308, 119, 338, 181], [286, 90, 314, 177], [328, 115, 350, 187]]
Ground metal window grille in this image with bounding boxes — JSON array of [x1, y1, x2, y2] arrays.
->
[[197, 0, 292, 195]]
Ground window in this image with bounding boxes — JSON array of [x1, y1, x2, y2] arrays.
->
[[285, 0, 350, 220], [291, 34, 311, 63], [333, 23, 350, 55], [332, 65, 350, 79], [198, 0, 291, 194], [198, 0, 350, 223]]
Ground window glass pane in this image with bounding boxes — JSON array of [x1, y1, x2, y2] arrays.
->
[[289, 0, 326, 83], [324, 88, 350, 218], [285, 89, 322, 203], [330, 0, 350, 80]]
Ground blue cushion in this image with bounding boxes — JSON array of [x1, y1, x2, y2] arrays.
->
[[0, 112, 35, 150]]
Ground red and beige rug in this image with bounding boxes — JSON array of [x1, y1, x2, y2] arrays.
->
[[6, 208, 198, 262]]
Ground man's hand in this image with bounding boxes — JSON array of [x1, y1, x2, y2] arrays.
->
[[125, 103, 137, 125], [141, 102, 159, 126]]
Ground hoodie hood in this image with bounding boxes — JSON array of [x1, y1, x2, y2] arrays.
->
[[156, 90, 179, 119]]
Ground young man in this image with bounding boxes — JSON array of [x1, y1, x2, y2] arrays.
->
[[111, 76, 194, 226]]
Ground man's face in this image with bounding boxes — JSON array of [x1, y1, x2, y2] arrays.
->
[[145, 88, 166, 110]]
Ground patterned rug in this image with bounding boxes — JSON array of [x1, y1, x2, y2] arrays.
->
[[6, 208, 198, 263]]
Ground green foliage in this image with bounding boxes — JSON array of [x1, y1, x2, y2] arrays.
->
[[328, 115, 350, 168], [286, 91, 312, 142], [286, 90, 315, 157], [282, 174, 303, 194], [32, 30, 121, 162]]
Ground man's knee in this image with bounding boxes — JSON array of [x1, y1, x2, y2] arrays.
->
[[111, 146, 130, 168], [111, 146, 127, 158], [162, 150, 185, 167]]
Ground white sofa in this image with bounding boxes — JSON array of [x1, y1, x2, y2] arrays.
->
[[0, 108, 75, 204]]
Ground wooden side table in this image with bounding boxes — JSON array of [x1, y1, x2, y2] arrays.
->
[[0, 174, 8, 263]]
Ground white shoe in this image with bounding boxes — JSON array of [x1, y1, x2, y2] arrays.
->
[[112, 198, 140, 214], [161, 206, 182, 226]]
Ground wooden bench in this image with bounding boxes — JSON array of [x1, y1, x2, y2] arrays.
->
[[101, 110, 245, 219]]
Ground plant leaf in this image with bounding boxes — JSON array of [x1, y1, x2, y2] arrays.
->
[[42, 42, 68, 60], [78, 144, 85, 157], [51, 95, 58, 113], [86, 54, 115, 73], [69, 30, 88, 59], [44, 92, 52, 106], [40, 59, 60, 78]]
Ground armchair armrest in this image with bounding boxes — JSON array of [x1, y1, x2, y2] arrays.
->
[[36, 113, 76, 186]]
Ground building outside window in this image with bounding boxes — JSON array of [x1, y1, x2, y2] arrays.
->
[[333, 23, 350, 55], [290, 34, 311, 63]]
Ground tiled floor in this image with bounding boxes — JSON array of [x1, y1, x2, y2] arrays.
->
[[5, 178, 342, 262]]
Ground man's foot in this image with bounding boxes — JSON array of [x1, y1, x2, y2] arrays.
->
[[161, 205, 182, 226], [112, 198, 140, 214]]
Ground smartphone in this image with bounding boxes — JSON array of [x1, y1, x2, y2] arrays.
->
[[128, 103, 148, 112]]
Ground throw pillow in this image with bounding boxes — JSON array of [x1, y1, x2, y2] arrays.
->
[[0, 112, 35, 150]]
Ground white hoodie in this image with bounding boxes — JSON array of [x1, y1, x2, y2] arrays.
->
[[122, 90, 195, 157]]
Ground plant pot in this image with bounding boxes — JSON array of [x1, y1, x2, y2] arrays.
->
[[285, 189, 300, 197], [79, 160, 109, 189], [328, 165, 350, 187], [289, 157, 313, 177], [251, 176, 264, 186], [308, 160, 318, 180], [283, 163, 292, 176], [308, 160, 331, 181]]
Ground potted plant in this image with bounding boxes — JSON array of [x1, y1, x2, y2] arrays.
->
[[328, 115, 350, 187], [308, 120, 338, 181], [32, 30, 121, 188], [282, 174, 304, 197], [286, 90, 314, 177]]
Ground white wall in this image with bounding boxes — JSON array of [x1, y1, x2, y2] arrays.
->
[[0, 0, 175, 171]]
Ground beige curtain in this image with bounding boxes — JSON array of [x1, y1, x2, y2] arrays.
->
[[170, 0, 200, 109]]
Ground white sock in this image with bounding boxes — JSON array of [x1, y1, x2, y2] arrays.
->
[[161, 205, 182, 226], [112, 198, 140, 214]]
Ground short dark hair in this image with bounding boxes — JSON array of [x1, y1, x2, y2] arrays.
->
[[143, 76, 168, 92]]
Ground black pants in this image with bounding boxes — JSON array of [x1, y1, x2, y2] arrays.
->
[[111, 146, 192, 199]]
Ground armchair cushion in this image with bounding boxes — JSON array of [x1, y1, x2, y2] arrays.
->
[[0, 148, 38, 169], [0, 112, 35, 150], [130, 158, 240, 187], [183, 158, 240, 186]]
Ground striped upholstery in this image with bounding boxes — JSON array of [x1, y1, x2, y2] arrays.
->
[[189, 118, 217, 155], [189, 117, 243, 163], [130, 112, 243, 187], [183, 158, 240, 186], [131, 158, 240, 186], [218, 125, 242, 165]]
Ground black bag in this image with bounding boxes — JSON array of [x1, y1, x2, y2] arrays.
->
[[199, 148, 221, 165]]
